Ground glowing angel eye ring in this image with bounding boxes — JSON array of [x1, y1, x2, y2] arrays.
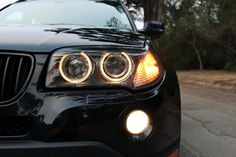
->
[[59, 52, 93, 84], [100, 52, 133, 83]]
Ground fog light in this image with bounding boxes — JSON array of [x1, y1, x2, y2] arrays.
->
[[126, 110, 150, 135]]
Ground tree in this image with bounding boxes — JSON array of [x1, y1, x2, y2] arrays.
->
[[122, 0, 236, 71], [122, 0, 165, 21]]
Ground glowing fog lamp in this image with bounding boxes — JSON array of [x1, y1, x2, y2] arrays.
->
[[126, 110, 150, 135]]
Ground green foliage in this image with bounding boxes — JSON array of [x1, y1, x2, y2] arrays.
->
[[123, 0, 236, 71], [159, 0, 236, 71]]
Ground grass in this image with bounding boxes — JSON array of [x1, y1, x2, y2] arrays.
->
[[177, 70, 236, 92]]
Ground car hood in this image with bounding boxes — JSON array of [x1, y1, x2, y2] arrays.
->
[[0, 25, 146, 53]]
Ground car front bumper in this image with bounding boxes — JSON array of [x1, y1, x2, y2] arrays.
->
[[0, 139, 179, 157], [0, 54, 181, 157]]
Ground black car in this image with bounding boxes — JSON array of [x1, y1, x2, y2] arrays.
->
[[0, 0, 181, 157]]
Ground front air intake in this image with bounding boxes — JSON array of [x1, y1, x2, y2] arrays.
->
[[0, 116, 32, 137]]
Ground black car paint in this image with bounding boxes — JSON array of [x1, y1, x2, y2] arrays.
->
[[0, 26, 146, 52], [0, 2, 180, 157]]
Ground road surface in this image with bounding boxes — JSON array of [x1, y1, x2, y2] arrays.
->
[[179, 83, 236, 157]]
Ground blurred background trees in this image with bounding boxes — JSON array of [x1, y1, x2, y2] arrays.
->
[[122, 0, 236, 71]]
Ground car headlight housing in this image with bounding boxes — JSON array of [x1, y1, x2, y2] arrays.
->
[[46, 48, 163, 90], [100, 52, 133, 83], [59, 52, 93, 84]]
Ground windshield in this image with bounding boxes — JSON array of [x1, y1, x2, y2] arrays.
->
[[0, 0, 133, 30]]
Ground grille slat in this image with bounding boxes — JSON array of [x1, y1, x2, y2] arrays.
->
[[0, 53, 33, 104], [0, 57, 2, 71], [1, 56, 10, 100], [0, 57, 3, 99], [15, 57, 23, 92]]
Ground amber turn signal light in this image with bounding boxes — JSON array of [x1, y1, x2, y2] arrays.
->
[[133, 51, 160, 87]]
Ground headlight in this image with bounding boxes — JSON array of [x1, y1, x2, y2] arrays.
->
[[100, 52, 133, 83], [59, 52, 93, 84], [46, 49, 163, 89]]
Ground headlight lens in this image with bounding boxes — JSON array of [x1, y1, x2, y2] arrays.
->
[[133, 51, 160, 87], [100, 52, 133, 82], [46, 49, 162, 89], [59, 52, 93, 84]]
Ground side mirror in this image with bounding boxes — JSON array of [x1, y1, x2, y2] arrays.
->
[[138, 21, 165, 39]]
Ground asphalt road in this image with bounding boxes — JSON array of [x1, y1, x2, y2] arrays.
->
[[179, 83, 236, 157]]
